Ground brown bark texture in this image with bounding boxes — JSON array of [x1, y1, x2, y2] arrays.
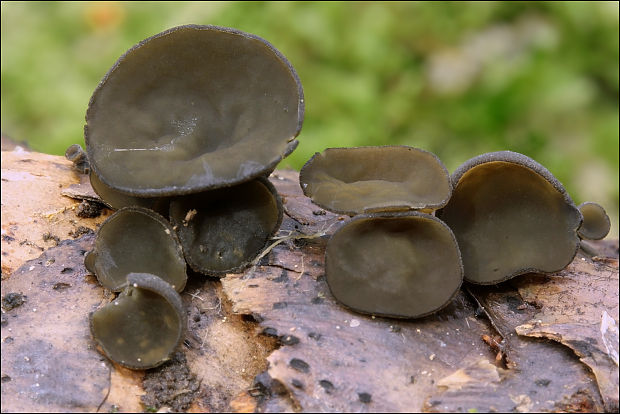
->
[[1, 149, 618, 413]]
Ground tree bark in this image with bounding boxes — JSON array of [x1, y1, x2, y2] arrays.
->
[[1, 149, 618, 412]]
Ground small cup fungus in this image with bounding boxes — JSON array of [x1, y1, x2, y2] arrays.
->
[[169, 177, 283, 276], [85, 207, 187, 292], [577, 201, 611, 240], [299, 146, 451, 215], [325, 212, 463, 318], [90, 273, 185, 369], [85, 24, 304, 197], [439, 151, 582, 285]]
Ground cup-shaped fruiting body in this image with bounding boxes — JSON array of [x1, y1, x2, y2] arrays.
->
[[577, 202, 611, 240], [65, 144, 90, 174], [439, 151, 582, 285], [325, 211, 463, 319], [299, 146, 451, 215], [169, 177, 283, 276], [85, 24, 304, 197], [90, 273, 185, 370], [89, 171, 170, 216], [85, 207, 186, 292]]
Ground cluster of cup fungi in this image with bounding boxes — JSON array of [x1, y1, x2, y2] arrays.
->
[[300, 147, 610, 319], [77, 25, 303, 369], [74, 25, 610, 370]]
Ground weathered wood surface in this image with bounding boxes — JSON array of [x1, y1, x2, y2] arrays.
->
[[1, 149, 618, 412]]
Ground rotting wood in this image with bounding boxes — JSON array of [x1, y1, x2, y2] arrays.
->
[[1, 149, 618, 412]]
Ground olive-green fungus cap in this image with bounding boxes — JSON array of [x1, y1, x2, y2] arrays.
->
[[439, 151, 582, 285], [85, 207, 186, 292], [299, 146, 451, 215], [89, 170, 170, 216], [169, 177, 283, 276], [90, 273, 185, 370], [85, 24, 304, 197], [577, 202, 611, 240], [325, 211, 463, 319]]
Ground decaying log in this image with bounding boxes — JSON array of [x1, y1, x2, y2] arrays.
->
[[1, 149, 618, 412]]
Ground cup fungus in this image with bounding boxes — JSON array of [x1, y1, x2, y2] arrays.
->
[[438, 151, 582, 285], [85, 24, 304, 197], [325, 211, 463, 319], [577, 202, 611, 240], [90, 272, 185, 370], [169, 177, 283, 276], [85, 207, 187, 292], [299, 146, 451, 215]]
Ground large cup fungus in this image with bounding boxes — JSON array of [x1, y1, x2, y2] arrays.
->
[[169, 177, 283, 276], [299, 146, 451, 215], [85, 24, 304, 197], [90, 273, 185, 370], [439, 151, 582, 285], [85, 207, 187, 292], [326, 212, 463, 318]]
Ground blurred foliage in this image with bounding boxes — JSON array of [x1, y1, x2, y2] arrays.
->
[[1, 1, 618, 235]]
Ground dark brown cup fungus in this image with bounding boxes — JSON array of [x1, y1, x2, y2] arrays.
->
[[439, 151, 582, 285], [85, 207, 186, 292], [577, 202, 611, 240], [85, 24, 304, 197], [90, 272, 185, 370], [299, 146, 451, 215], [169, 177, 283, 276], [325, 212, 463, 319]]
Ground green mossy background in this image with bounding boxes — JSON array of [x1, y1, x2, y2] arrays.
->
[[1, 2, 618, 236]]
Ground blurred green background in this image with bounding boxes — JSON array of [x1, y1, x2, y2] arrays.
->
[[2, 1, 618, 237]]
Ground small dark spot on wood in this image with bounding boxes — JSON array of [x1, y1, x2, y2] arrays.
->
[[1, 234, 15, 242], [272, 269, 288, 283], [42, 232, 60, 246], [76, 200, 103, 218], [248, 284, 259, 288], [1, 292, 26, 310], [312, 209, 326, 216], [280, 335, 300, 346], [409, 375, 416, 384], [1, 374, 11, 383], [319, 379, 334, 394], [262, 327, 278, 337], [389, 325, 401, 333], [358, 392, 371, 403], [3, 336, 14, 344], [271, 379, 289, 396], [308, 332, 321, 341], [289, 358, 310, 373], [311, 296, 324, 304], [535, 378, 551, 387], [273, 301, 287, 309], [53, 282, 71, 291], [291, 378, 304, 389], [60, 267, 73, 274], [69, 226, 94, 239]]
